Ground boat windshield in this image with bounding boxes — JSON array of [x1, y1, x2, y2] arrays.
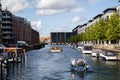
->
[[84, 46, 92, 50], [105, 51, 116, 56]]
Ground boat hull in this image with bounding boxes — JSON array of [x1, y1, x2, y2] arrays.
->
[[50, 50, 62, 53], [71, 65, 87, 72]]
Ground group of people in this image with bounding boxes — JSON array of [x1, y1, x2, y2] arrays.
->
[[72, 59, 86, 67]]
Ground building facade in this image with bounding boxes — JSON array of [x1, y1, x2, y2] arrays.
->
[[0, 3, 2, 43], [2, 9, 13, 44], [12, 16, 32, 44], [31, 29, 39, 45], [51, 32, 73, 44]]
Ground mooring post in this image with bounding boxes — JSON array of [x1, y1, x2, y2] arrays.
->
[[1, 60, 3, 80], [23, 49, 26, 66], [20, 54, 23, 67], [6, 59, 9, 79]]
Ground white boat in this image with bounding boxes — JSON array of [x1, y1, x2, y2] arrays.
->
[[71, 58, 93, 73], [71, 59, 87, 72], [100, 51, 118, 61], [82, 44, 93, 54], [50, 47, 63, 53]]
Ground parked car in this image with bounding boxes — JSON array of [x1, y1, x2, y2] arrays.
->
[[100, 51, 118, 61], [16, 41, 28, 48]]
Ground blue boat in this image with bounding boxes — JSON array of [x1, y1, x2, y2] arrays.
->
[[71, 59, 93, 72]]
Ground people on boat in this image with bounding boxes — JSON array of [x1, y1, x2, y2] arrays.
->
[[72, 59, 86, 67], [71, 59, 77, 66], [77, 59, 86, 67]]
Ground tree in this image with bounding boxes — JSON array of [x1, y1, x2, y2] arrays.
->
[[106, 12, 120, 40]]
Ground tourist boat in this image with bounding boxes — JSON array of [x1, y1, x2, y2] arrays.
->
[[100, 51, 118, 61], [50, 47, 63, 53], [81, 44, 93, 54], [71, 58, 92, 72]]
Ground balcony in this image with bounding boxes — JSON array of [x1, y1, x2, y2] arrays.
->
[[3, 36, 12, 39], [2, 21, 12, 24], [2, 16, 12, 19], [2, 26, 12, 29], [2, 31, 13, 34]]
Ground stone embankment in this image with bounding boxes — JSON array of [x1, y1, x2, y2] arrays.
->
[[94, 44, 120, 51]]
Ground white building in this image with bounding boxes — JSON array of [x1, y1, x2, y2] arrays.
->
[[75, 5, 120, 35]]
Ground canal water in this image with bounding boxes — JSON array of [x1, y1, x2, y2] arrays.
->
[[7, 44, 120, 80]]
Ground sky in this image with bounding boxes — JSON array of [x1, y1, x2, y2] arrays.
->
[[0, 0, 119, 37]]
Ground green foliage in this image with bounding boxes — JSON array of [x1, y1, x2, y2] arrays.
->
[[67, 35, 79, 42], [106, 12, 120, 40]]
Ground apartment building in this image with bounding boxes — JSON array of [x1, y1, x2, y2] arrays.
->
[[72, 25, 80, 35], [0, 3, 2, 43], [74, 5, 120, 35], [2, 9, 13, 44], [0, 3, 40, 45]]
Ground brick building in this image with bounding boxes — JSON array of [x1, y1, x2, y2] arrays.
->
[[31, 29, 39, 45]]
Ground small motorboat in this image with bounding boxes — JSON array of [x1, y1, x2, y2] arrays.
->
[[71, 59, 87, 72], [100, 51, 118, 61], [50, 47, 63, 53], [71, 58, 93, 72], [81, 44, 93, 54]]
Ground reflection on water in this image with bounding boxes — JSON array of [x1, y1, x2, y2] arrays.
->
[[71, 71, 86, 80], [4, 44, 120, 80], [105, 61, 118, 65]]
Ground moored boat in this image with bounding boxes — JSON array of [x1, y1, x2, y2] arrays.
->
[[100, 51, 118, 61], [81, 44, 93, 54]]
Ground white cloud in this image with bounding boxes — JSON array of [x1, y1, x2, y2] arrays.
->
[[31, 20, 42, 31], [71, 7, 86, 13], [1, 0, 30, 13], [71, 16, 86, 23], [88, 0, 99, 5], [35, 0, 85, 15], [36, 9, 66, 15]]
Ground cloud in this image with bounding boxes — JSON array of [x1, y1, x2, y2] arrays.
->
[[71, 7, 86, 13], [88, 0, 99, 5], [71, 16, 86, 23], [36, 9, 66, 15], [31, 20, 42, 32], [35, 0, 85, 15], [1, 0, 30, 13]]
